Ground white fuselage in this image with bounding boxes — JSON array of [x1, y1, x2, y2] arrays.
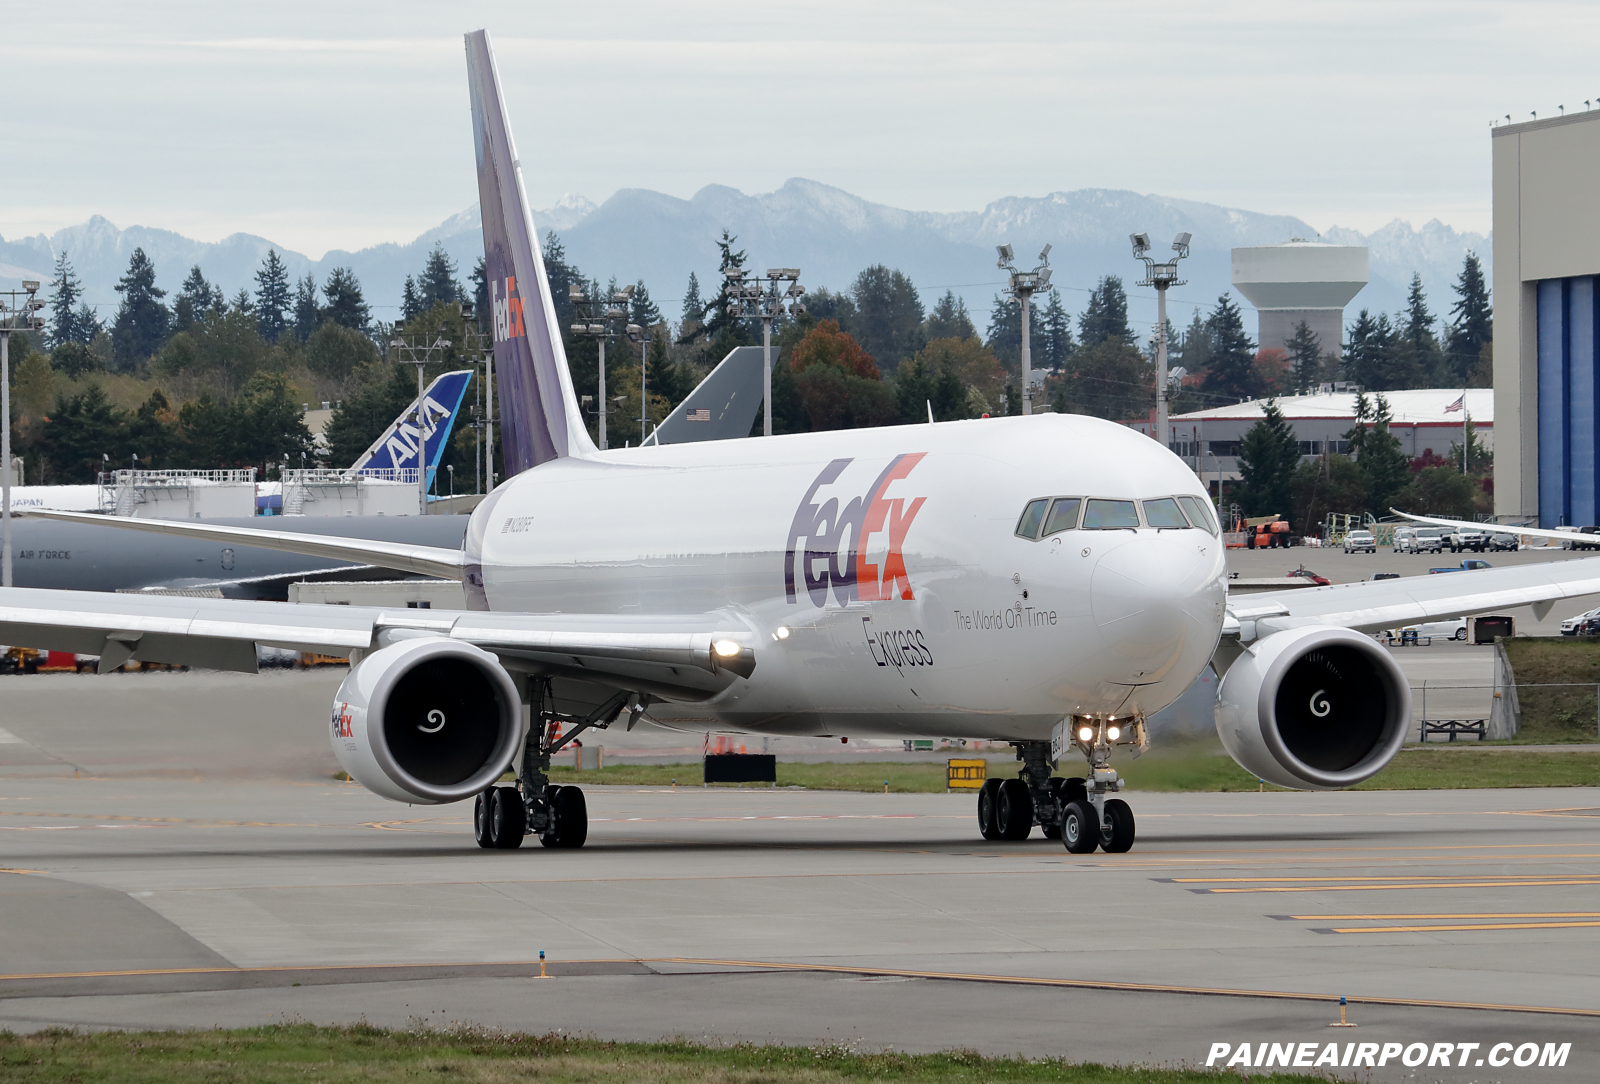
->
[[468, 414, 1228, 741]]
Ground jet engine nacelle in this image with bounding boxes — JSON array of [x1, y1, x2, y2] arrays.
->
[[1215, 625, 1410, 790], [329, 637, 523, 804]]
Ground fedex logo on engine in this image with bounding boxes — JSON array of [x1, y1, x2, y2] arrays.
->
[[784, 453, 927, 607], [490, 276, 527, 343], [331, 703, 354, 739]]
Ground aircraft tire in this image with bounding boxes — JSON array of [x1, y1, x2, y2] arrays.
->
[[1100, 798, 1135, 853], [473, 789, 494, 849], [489, 786, 526, 849], [1061, 800, 1099, 854], [976, 779, 1003, 840], [996, 778, 1034, 840], [540, 785, 588, 849]]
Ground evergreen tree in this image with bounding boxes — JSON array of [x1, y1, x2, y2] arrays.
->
[[849, 265, 925, 375], [679, 272, 703, 336], [321, 267, 370, 334], [1284, 321, 1323, 394], [924, 290, 976, 342], [1343, 309, 1399, 390], [541, 232, 580, 340], [419, 244, 462, 309], [1077, 276, 1133, 347], [1345, 392, 1410, 514], [172, 265, 220, 335], [984, 293, 1044, 373], [1234, 399, 1301, 518], [1040, 289, 1074, 370], [110, 247, 169, 370], [231, 287, 253, 315], [694, 230, 750, 344], [253, 249, 292, 342], [1445, 251, 1492, 383], [401, 276, 423, 321], [1178, 310, 1212, 384], [1402, 272, 1436, 352], [470, 256, 489, 334], [47, 251, 86, 348], [1198, 294, 1259, 401], [292, 274, 320, 342], [630, 280, 662, 329]]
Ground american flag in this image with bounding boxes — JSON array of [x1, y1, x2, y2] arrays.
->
[[1444, 394, 1465, 413], [686, 408, 711, 422]]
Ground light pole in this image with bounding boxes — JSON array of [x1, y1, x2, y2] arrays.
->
[[1131, 231, 1191, 451], [723, 266, 805, 436], [570, 283, 636, 450], [388, 319, 453, 515], [996, 245, 1052, 415], [1, 281, 45, 588]]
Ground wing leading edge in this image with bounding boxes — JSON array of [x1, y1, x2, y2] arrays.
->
[[0, 586, 755, 696]]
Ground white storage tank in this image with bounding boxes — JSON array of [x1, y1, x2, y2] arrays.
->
[[1231, 240, 1368, 357]]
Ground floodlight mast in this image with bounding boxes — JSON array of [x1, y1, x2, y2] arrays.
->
[[1131, 231, 1191, 451], [569, 283, 635, 449], [1, 282, 45, 587], [725, 266, 805, 436], [997, 245, 1053, 415], [389, 319, 454, 513]]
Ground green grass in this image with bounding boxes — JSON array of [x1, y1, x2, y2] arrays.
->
[[0, 1025, 1319, 1084], [541, 745, 1600, 793], [1503, 637, 1600, 743]]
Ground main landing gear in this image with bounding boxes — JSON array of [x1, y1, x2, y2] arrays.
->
[[975, 716, 1144, 853], [474, 679, 644, 851]]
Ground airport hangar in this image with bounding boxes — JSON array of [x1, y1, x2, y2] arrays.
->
[[1495, 106, 1600, 528], [1122, 388, 1492, 484]]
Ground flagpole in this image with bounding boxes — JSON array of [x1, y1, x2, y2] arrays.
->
[[1462, 387, 1468, 476]]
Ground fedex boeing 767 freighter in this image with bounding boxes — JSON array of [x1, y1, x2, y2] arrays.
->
[[8, 30, 1600, 854]]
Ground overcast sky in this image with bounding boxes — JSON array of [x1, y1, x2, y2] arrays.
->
[[3, 1, 1591, 258]]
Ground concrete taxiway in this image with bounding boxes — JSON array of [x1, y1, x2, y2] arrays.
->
[[1, 672, 1598, 1079]]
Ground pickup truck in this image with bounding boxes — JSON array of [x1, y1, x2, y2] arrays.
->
[[1429, 559, 1493, 573], [1447, 525, 1486, 552], [1558, 526, 1600, 550], [1343, 529, 1377, 554]]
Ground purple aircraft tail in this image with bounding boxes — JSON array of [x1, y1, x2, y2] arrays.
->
[[465, 29, 595, 476]]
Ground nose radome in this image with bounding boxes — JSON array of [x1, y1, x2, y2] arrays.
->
[[1090, 535, 1208, 662]]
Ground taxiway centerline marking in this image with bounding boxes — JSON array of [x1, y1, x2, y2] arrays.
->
[[1319, 920, 1600, 933], [653, 957, 1600, 1017], [1287, 912, 1600, 920], [1197, 879, 1600, 893], [1168, 874, 1600, 883]]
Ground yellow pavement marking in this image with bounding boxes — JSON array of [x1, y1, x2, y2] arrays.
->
[[1202, 879, 1600, 893], [1325, 920, 1600, 933], [1290, 912, 1600, 920], [0, 958, 639, 983], [1173, 874, 1597, 883], [657, 957, 1600, 1018]]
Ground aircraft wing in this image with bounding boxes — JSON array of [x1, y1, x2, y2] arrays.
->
[[1225, 556, 1600, 640], [19, 509, 465, 580], [1392, 509, 1596, 547], [0, 586, 755, 697]]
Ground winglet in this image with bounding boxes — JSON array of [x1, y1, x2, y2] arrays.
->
[[465, 29, 595, 475]]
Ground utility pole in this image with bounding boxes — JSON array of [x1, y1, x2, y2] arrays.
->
[[1131, 231, 1192, 449], [1, 281, 45, 588], [723, 266, 805, 436], [996, 245, 1052, 415], [570, 283, 639, 450], [388, 317, 453, 515]]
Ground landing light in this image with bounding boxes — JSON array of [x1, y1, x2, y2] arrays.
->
[[713, 639, 742, 658], [1107, 725, 1121, 742], [775, 626, 790, 640], [1077, 726, 1094, 743]]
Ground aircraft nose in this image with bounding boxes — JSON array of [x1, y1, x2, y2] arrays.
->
[[1089, 534, 1222, 675]]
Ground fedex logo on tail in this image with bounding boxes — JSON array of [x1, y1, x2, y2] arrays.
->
[[490, 276, 527, 343], [785, 454, 928, 607]]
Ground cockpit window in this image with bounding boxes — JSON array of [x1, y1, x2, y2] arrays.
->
[[1042, 497, 1081, 535], [1015, 498, 1049, 540], [1081, 498, 1140, 529], [1177, 495, 1219, 535], [1142, 497, 1189, 529]]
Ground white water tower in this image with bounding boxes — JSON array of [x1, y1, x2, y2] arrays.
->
[[1231, 240, 1368, 356]]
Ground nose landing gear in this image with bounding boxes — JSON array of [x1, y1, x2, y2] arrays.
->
[[972, 717, 1143, 852]]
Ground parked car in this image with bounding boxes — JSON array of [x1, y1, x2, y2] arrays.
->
[[1484, 532, 1520, 552], [1560, 607, 1600, 635], [1559, 525, 1600, 550], [1384, 617, 1469, 642], [1447, 525, 1487, 553], [1372, 572, 1401, 580], [1343, 529, 1377, 554], [1580, 614, 1600, 637], [1288, 567, 1331, 586], [1399, 526, 1446, 553]]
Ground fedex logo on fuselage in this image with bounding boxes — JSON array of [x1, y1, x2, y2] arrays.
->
[[784, 454, 927, 607], [490, 276, 527, 343]]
